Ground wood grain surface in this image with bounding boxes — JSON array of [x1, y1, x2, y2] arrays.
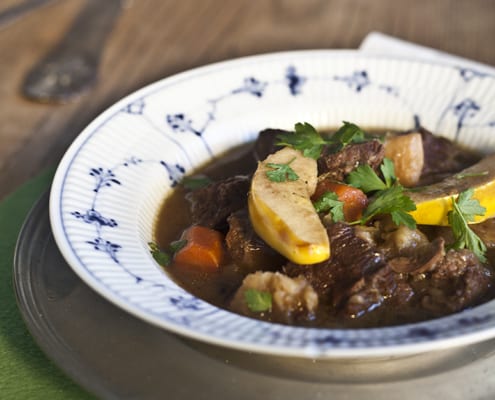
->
[[0, 0, 494, 200]]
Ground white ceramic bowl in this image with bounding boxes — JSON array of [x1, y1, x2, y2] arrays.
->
[[49, 50, 495, 359]]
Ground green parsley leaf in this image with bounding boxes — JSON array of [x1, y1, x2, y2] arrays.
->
[[148, 240, 188, 267], [265, 158, 299, 182], [380, 158, 397, 188], [359, 184, 417, 229], [313, 191, 345, 222], [347, 164, 388, 192], [347, 157, 396, 192], [448, 189, 487, 262], [244, 289, 272, 312], [347, 158, 416, 228], [169, 239, 188, 253], [276, 121, 374, 160], [276, 122, 327, 159], [181, 175, 212, 190], [330, 121, 366, 149], [148, 242, 172, 266], [455, 171, 488, 180]]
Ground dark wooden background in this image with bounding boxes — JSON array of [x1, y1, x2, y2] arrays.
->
[[1, 0, 494, 200]]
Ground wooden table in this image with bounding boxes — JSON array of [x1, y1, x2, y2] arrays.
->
[[1, 0, 495, 200]]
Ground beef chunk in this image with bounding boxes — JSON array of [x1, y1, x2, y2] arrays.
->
[[186, 175, 250, 231], [342, 265, 414, 318], [328, 222, 386, 280], [253, 128, 287, 161], [317, 140, 384, 180], [225, 209, 285, 273], [419, 249, 493, 313], [417, 127, 481, 185], [284, 223, 385, 304]]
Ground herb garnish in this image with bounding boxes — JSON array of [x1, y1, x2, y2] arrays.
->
[[276, 121, 371, 160], [148, 240, 188, 267], [448, 189, 487, 262], [347, 158, 417, 229], [181, 175, 212, 190], [455, 171, 489, 180], [265, 157, 299, 182], [276, 122, 327, 159], [330, 121, 368, 151], [360, 185, 417, 228], [313, 191, 345, 222], [244, 289, 272, 312]]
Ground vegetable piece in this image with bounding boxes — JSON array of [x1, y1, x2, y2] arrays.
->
[[384, 132, 424, 187], [347, 158, 417, 228], [181, 175, 212, 190], [148, 240, 187, 267], [408, 154, 495, 225], [248, 147, 330, 264], [448, 189, 487, 262], [347, 157, 396, 192], [276, 121, 373, 160], [361, 185, 417, 229], [276, 122, 327, 159], [173, 225, 225, 271], [329, 121, 368, 150], [149, 242, 172, 266], [265, 158, 299, 182], [313, 191, 345, 222], [244, 289, 272, 312], [312, 180, 367, 222]]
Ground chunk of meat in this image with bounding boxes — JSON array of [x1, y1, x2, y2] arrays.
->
[[186, 175, 250, 231], [419, 249, 493, 313], [284, 222, 386, 306], [317, 140, 385, 180], [416, 127, 481, 185], [225, 209, 285, 273], [252, 128, 286, 161], [230, 271, 318, 324], [388, 238, 445, 274], [342, 265, 414, 318]]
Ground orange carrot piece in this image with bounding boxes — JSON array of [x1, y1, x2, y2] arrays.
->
[[174, 225, 225, 271], [313, 180, 368, 222]]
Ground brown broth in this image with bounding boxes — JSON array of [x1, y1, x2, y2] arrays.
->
[[154, 136, 495, 329]]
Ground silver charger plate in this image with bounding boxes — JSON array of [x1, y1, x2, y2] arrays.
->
[[13, 192, 495, 399]]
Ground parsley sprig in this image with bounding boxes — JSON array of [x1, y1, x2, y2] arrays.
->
[[148, 240, 188, 267], [313, 191, 345, 222], [276, 122, 327, 159], [265, 157, 299, 182], [276, 121, 370, 160], [347, 158, 417, 229], [244, 289, 272, 312], [181, 175, 212, 190], [448, 189, 487, 262]]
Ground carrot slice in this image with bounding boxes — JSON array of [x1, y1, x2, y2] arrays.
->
[[173, 225, 225, 271], [313, 180, 368, 222]]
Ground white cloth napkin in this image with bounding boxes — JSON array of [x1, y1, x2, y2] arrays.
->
[[359, 31, 495, 75]]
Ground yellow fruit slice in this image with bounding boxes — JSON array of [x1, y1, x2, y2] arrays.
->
[[248, 147, 330, 264], [408, 154, 495, 225]]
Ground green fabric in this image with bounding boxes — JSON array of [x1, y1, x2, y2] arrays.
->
[[0, 170, 93, 400]]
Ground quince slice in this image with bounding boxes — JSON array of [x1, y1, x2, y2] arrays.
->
[[248, 147, 330, 264], [408, 154, 495, 225]]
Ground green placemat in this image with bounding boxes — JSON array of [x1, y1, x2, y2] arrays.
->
[[0, 170, 93, 400]]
